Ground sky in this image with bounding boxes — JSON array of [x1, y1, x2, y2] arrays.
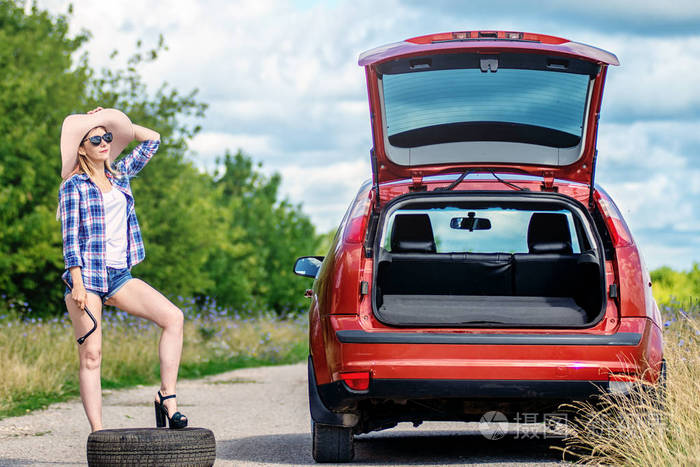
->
[[38, 0, 700, 270]]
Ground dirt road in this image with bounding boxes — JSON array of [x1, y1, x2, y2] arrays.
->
[[0, 363, 566, 466]]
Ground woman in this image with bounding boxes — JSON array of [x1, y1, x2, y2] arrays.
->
[[58, 107, 187, 432]]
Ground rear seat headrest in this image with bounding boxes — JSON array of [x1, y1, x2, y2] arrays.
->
[[391, 214, 436, 253], [527, 213, 573, 254]]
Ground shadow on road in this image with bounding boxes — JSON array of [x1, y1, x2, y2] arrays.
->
[[217, 429, 567, 465]]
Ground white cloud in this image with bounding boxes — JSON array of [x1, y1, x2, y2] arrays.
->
[[603, 175, 697, 229], [598, 169, 700, 270], [189, 131, 276, 168], [595, 119, 700, 269], [38, 0, 700, 269], [275, 159, 370, 231], [597, 121, 699, 168], [600, 36, 700, 120], [636, 239, 700, 273]]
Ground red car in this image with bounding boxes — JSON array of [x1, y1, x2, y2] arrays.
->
[[294, 31, 664, 463]]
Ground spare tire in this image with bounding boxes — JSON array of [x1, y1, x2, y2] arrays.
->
[[87, 427, 215, 466]]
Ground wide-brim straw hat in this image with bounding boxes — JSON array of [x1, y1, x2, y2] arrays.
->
[[60, 108, 134, 179]]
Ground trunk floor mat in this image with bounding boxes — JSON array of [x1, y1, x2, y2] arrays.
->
[[377, 294, 588, 326]]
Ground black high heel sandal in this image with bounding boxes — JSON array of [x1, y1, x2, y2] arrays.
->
[[154, 391, 188, 429]]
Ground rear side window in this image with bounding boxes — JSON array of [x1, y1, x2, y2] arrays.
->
[[383, 207, 582, 254]]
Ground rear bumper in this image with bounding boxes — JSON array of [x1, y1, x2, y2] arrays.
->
[[318, 377, 609, 411], [316, 316, 661, 383], [336, 329, 642, 346], [310, 293, 665, 432], [310, 316, 663, 428]]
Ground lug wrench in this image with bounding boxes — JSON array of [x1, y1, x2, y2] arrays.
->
[[63, 278, 98, 345]]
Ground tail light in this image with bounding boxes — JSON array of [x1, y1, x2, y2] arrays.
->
[[343, 191, 372, 244], [594, 190, 634, 247], [340, 371, 370, 391]]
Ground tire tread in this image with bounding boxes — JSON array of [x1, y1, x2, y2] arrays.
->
[[86, 427, 215, 466], [312, 421, 354, 463]]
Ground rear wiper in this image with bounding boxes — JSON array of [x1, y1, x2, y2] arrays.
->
[[433, 169, 529, 191], [490, 171, 529, 191], [433, 169, 473, 191]]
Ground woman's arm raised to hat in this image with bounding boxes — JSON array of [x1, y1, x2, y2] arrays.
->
[[133, 124, 160, 143], [115, 124, 161, 177], [85, 108, 160, 141], [84, 108, 159, 141]]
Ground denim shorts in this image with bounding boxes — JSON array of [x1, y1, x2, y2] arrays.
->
[[64, 267, 132, 302]]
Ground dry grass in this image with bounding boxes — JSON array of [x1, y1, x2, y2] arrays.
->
[[558, 301, 700, 465], [0, 305, 307, 417]]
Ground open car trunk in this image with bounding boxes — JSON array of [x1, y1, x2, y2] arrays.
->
[[372, 192, 606, 328]]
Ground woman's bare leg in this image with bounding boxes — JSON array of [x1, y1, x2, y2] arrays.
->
[[105, 279, 185, 420], [65, 292, 103, 432]]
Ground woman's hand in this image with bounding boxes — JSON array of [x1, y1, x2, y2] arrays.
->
[[87, 107, 104, 115], [71, 284, 88, 311]]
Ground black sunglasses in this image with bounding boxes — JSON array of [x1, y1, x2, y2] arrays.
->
[[83, 132, 113, 146]]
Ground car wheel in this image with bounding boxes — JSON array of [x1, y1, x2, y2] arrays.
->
[[86, 427, 215, 466], [312, 420, 354, 463]]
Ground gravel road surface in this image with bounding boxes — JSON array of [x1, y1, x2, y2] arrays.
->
[[0, 363, 567, 466]]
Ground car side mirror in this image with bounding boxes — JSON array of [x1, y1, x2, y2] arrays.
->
[[450, 212, 491, 231], [294, 256, 325, 278]]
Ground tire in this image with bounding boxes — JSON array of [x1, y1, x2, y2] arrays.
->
[[654, 358, 667, 409], [312, 420, 354, 463], [86, 427, 216, 466]]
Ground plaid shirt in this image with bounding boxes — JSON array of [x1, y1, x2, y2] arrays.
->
[[59, 140, 160, 292]]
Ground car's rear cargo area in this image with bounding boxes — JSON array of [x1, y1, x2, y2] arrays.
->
[[372, 194, 605, 328], [378, 295, 587, 326]]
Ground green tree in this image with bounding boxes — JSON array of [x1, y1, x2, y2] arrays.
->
[[0, 1, 89, 315], [651, 263, 700, 305], [207, 151, 319, 313]]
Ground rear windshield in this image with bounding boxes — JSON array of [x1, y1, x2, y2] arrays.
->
[[382, 68, 590, 148], [383, 207, 582, 254]]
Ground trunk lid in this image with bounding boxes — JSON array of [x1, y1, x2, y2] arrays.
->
[[360, 31, 618, 195]]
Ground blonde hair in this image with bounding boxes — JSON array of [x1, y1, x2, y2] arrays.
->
[[55, 126, 124, 221]]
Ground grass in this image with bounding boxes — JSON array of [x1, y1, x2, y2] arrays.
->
[[0, 302, 307, 419], [558, 300, 699, 465]]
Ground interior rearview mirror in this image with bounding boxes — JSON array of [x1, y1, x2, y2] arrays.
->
[[450, 212, 491, 231]]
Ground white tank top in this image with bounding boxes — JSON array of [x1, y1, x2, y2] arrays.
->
[[102, 187, 128, 268]]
